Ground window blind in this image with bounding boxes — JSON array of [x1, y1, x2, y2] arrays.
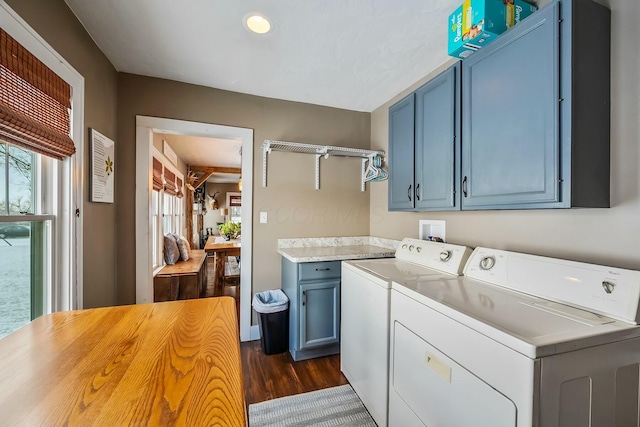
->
[[0, 29, 75, 160], [152, 157, 163, 191], [164, 168, 177, 196]]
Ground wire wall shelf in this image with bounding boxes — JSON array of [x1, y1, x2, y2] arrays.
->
[[262, 140, 386, 191]]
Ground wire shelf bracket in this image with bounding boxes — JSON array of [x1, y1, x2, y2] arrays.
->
[[262, 140, 385, 191]]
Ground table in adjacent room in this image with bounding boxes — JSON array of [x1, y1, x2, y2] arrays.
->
[[204, 236, 241, 295]]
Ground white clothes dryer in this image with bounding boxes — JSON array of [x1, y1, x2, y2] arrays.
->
[[341, 238, 472, 427]]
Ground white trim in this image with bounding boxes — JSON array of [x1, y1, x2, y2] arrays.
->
[[136, 116, 254, 342], [250, 325, 261, 341], [1, 1, 85, 312]]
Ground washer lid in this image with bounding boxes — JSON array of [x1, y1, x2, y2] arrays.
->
[[393, 276, 640, 358], [346, 258, 448, 287]]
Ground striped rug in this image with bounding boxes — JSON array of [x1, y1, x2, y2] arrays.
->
[[248, 384, 377, 426]]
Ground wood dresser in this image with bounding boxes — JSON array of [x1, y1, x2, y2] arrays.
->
[[0, 297, 246, 426], [154, 249, 207, 302]]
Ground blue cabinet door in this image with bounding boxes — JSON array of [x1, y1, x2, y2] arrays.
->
[[388, 94, 416, 210], [299, 280, 340, 350], [415, 63, 460, 210], [461, 2, 560, 209]]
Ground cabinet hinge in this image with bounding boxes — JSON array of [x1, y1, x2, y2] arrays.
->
[[559, 98, 564, 102]]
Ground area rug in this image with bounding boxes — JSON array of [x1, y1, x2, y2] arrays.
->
[[248, 384, 377, 426]]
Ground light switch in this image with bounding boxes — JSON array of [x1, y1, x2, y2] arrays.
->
[[260, 212, 268, 224]]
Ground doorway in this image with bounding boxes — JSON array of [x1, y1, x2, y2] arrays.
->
[[135, 116, 253, 342]]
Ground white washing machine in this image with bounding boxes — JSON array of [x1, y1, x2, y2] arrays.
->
[[389, 247, 640, 426], [341, 238, 472, 427]]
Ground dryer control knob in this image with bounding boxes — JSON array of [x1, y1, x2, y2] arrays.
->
[[409, 245, 415, 251], [480, 256, 496, 270], [602, 281, 616, 294], [416, 246, 422, 253], [402, 244, 408, 249], [439, 251, 452, 262]]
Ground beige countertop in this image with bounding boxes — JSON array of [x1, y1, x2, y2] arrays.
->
[[277, 236, 398, 263]]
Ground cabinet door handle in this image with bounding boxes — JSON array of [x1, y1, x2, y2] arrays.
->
[[462, 176, 468, 198], [315, 268, 331, 271], [408, 185, 412, 202], [302, 290, 306, 306], [416, 183, 421, 201]]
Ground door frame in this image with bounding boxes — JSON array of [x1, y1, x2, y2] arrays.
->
[[135, 116, 253, 341]]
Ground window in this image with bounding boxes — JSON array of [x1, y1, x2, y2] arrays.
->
[[0, 15, 83, 338], [228, 193, 242, 224], [151, 190, 161, 269], [163, 192, 174, 234], [151, 148, 184, 270], [0, 142, 52, 337]]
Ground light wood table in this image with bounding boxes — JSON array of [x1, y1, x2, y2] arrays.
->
[[0, 297, 246, 426], [204, 236, 241, 296]]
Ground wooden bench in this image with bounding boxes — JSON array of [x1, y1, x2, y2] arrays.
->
[[153, 250, 207, 302]]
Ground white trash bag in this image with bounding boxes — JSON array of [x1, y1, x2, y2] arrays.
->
[[252, 289, 289, 314]]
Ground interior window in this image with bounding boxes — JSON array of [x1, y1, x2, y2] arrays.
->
[[229, 194, 241, 224]]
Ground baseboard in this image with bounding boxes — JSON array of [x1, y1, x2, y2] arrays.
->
[[250, 324, 261, 341]]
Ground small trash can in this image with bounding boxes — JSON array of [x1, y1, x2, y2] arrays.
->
[[252, 289, 289, 355]]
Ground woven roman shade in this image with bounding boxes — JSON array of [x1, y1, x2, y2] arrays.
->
[[152, 157, 163, 191], [164, 168, 177, 196], [0, 29, 75, 160], [176, 177, 184, 198]]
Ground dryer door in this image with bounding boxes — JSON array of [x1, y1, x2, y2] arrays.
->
[[390, 321, 517, 426]]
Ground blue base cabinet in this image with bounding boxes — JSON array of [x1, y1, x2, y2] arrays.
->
[[281, 259, 340, 361], [389, 63, 461, 211]]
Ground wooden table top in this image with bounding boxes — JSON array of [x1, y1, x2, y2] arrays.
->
[[204, 236, 241, 252], [0, 297, 246, 426]]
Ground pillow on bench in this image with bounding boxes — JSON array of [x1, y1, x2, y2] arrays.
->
[[176, 235, 190, 262], [164, 234, 180, 265]]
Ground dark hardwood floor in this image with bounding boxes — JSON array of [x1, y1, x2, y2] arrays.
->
[[204, 256, 240, 317], [241, 340, 348, 405], [204, 255, 347, 405]]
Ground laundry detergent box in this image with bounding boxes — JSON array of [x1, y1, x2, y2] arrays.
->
[[506, 0, 538, 28], [448, 0, 508, 60]]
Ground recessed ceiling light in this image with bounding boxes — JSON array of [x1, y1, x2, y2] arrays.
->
[[244, 13, 273, 35]]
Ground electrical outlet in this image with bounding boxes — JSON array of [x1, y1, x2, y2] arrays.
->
[[260, 212, 268, 224]]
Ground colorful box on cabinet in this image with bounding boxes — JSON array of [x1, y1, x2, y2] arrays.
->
[[448, 0, 508, 59], [506, 0, 538, 28]]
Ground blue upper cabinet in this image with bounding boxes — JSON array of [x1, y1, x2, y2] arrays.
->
[[389, 63, 461, 211], [415, 63, 460, 210], [388, 94, 416, 210], [461, 0, 610, 209]]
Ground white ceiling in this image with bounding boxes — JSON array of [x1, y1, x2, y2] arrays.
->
[[163, 134, 241, 183], [64, 0, 460, 112]]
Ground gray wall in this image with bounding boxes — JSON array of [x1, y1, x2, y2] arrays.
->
[[370, 0, 640, 270], [6, 0, 119, 307]]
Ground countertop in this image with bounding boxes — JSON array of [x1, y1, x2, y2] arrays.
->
[[0, 297, 246, 426], [278, 236, 398, 263]]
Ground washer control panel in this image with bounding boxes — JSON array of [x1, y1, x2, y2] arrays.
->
[[395, 238, 473, 275], [464, 247, 640, 324]]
